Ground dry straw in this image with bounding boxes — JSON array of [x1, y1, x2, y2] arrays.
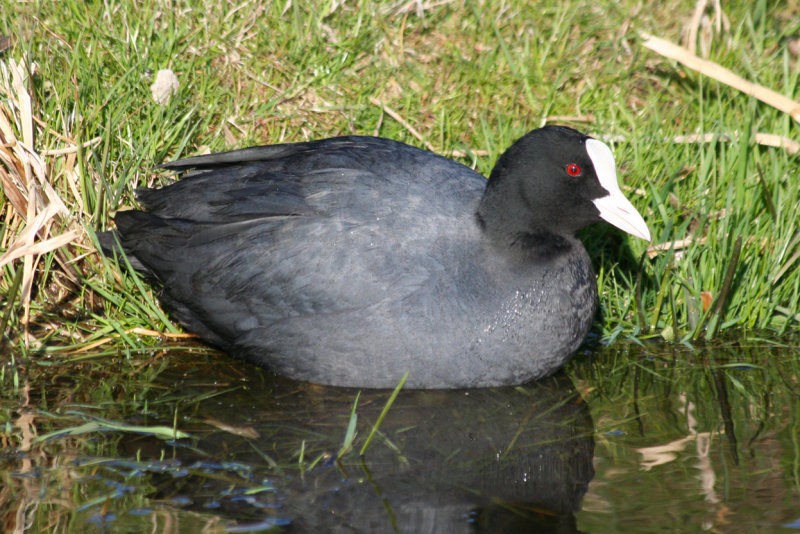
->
[[0, 58, 84, 342]]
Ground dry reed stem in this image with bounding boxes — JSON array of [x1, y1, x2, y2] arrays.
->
[[368, 96, 436, 152], [685, 0, 729, 57], [647, 236, 706, 259], [601, 131, 800, 156], [40, 136, 102, 156], [69, 328, 198, 354], [641, 33, 800, 123]]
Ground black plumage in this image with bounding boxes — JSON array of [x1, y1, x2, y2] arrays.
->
[[99, 126, 650, 388]]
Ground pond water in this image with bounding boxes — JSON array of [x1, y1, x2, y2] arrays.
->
[[1, 338, 799, 533]]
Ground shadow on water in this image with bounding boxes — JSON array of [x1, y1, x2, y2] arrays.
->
[[142, 373, 593, 533], [1, 350, 594, 533], [2, 338, 800, 533]]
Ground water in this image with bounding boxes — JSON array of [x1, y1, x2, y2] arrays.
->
[[1, 339, 798, 533]]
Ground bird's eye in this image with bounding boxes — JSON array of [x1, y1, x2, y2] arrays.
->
[[566, 163, 581, 176]]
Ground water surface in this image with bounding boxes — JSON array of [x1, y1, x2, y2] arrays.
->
[[1, 339, 798, 532]]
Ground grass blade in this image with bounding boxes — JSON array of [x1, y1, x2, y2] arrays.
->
[[360, 371, 408, 456]]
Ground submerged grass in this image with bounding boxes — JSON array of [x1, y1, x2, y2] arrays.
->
[[0, 1, 798, 358]]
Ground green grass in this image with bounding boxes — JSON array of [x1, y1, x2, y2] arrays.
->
[[1, 0, 798, 357]]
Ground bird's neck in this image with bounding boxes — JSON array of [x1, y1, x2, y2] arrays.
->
[[476, 182, 576, 262]]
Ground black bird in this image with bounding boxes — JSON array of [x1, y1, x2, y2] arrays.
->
[[99, 126, 650, 388]]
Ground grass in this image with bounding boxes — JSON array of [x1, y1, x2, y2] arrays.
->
[[1, 1, 798, 357]]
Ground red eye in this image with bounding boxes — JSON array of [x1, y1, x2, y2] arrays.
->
[[566, 163, 581, 176]]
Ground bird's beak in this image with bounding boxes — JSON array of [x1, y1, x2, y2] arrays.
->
[[593, 190, 651, 241], [586, 139, 651, 241]]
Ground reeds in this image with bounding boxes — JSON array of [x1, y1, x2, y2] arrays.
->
[[0, 58, 85, 347]]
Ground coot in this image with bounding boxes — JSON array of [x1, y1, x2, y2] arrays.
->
[[100, 126, 650, 388]]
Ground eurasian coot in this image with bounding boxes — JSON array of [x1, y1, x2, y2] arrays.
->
[[100, 126, 650, 388]]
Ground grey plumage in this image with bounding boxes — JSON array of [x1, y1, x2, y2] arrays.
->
[[99, 128, 649, 388]]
